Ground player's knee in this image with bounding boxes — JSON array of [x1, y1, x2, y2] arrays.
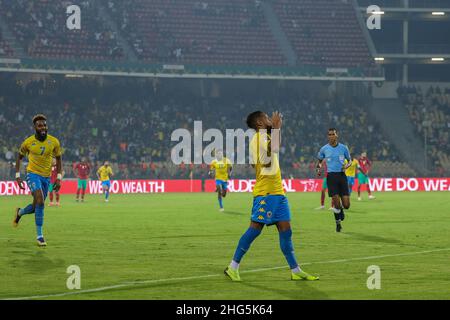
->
[[343, 202, 350, 209]]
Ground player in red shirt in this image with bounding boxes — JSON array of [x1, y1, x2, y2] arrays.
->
[[357, 152, 375, 200], [74, 157, 91, 202], [48, 158, 64, 206]]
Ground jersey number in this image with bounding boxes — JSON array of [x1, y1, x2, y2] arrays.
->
[[39, 147, 46, 155]]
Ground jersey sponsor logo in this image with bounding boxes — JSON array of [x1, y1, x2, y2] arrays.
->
[[257, 215, 264, 220], [259, 200, 266, 205], [258, 208, 265, 213]]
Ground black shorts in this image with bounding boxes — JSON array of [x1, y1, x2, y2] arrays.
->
[[327, 172, 349, 197]]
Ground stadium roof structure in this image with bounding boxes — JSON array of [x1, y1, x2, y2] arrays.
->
[[357, 0, 450, 82], [0, 58, 384, 81]]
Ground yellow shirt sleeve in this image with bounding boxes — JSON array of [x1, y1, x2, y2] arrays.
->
[[19, 138, 30, 156], [52, 138, 62, 157]]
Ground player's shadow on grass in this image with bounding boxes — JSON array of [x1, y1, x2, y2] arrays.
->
[[345, 232, 403, 245], [239, 281, 330, 300], [9, 250, 65, 272], [222, 210, 246, 216], [346, 209, 367, 214]]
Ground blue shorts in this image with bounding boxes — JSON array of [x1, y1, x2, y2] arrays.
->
[[215, 180, 228, 191], [251, 195, 291, 226], [26, 172, 50, 200], [347, 176, 355, 186], [101, 180, 111, 189]]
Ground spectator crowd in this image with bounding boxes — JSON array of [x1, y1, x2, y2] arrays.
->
[[398, 85, 450, 176], [0, 75, 409, 180]]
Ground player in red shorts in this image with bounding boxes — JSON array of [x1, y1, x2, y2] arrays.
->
[[74, 157, 91, 202], [48, 158, 64, 206], [357, 152, 376, 201]]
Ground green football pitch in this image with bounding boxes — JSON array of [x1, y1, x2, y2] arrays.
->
[[1, 192, 450, 300]]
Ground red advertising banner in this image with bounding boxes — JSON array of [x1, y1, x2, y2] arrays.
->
[[0, 179, 202, 196], [1, 178, 450, 196], [205, 178, 450, 193]]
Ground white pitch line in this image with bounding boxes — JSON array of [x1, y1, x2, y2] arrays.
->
[[3, 247, 450, 300]]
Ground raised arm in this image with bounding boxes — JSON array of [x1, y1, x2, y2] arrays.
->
[[270, 111, 282, 153]]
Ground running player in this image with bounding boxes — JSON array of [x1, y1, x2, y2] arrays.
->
[[224, 111, 318, 282], [209, 150, 232, 212], [316, 128, 352, 232], [345, 157, 359, 195], [357, 152, 375, 200], [97, 161, 113, 202], [48, 158, 64, 207], [13, 114, 62, 246], [74, 157, 91, 202]]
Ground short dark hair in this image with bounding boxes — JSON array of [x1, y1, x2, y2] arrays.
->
[[328, 128, 337, 133], [32, 114, 47, 125], [246, 111, 264, 130]]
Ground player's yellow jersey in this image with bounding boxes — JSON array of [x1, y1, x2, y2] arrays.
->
[[97, 166, 113, 181], [210, 157, 232, 181], [345, 159, 359, 177], [19, 134, 61, 177], [250, 131, 284, 197]]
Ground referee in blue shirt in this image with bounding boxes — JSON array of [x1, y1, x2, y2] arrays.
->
[[316, 128, 352, 232]]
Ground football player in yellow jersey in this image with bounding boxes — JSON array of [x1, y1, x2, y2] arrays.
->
[[224, 111, 318, 282], [13, 114, 62, 247], [345, 158, 359, 195], [97, 161, 114, 202], [209, 149, 232, 212]]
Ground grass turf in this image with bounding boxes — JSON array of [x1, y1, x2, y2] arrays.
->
[[1, 192, 450, 300]]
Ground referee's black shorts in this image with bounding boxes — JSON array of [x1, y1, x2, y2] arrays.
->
[[327, 172, 349, 197]]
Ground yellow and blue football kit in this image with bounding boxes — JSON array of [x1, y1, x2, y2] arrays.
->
[[249, 132, 290, 226], [226, 129, 319, 281], [15, 134, 62, 244], [97, 165, 113, 189], [19, 134, 61, 196], [345, 158, 359, 193], [211, 157, 232, 191]]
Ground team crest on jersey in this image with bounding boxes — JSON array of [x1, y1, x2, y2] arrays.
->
[[267, 211, 273, 218]]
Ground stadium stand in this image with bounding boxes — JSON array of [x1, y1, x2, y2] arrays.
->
[[0, 0, 377, 69], [0, 0, 124, 60], [0, 27, 14, 58], [398, 85, 450, 176], [0, 76, 411, 180], [273, 0, 374, 68], [106, 0, 286, 65]]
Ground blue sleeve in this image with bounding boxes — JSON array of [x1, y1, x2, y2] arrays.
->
[[317, 146, 325, 160]]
